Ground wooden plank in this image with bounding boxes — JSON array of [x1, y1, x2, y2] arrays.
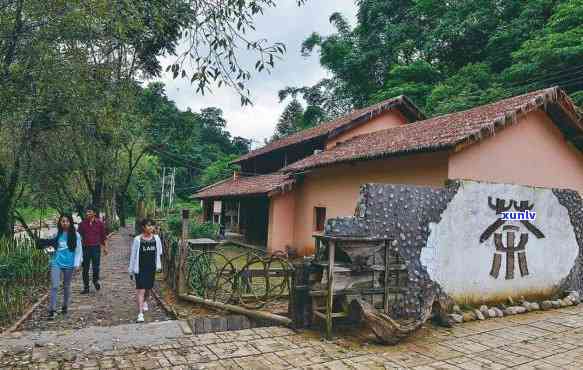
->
[[384, 242, 390, 313], [326, 240, 335, 340]]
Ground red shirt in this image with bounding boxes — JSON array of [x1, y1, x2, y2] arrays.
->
[[78, 218, 107, 247]]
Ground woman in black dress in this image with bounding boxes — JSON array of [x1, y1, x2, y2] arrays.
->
[[128, 218, 162, 322]]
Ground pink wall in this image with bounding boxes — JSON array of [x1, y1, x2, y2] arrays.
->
[[267, 191, 296, 255], [325, 110, 408, 149], [289, 153, 449, 255], [449, 110, 583, 193]]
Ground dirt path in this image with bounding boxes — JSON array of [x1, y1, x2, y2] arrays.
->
[[19, 227, 169, 331]]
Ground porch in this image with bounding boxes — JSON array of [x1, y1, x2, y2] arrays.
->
[[201, 196, 269, 249]]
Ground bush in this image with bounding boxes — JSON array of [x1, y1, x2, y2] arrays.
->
[[0, 237, 49, 327], [164, 215, 219, 239]]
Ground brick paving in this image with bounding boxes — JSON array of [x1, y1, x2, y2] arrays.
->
[[5, 227, 583, 368], [3, 304, 583, 368], [19, 227, 169, 332]]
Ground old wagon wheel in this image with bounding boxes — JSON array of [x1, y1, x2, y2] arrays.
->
[[264, 255, 293, 301], [187, 251, 237, 304], [237, 253, 269, 309]]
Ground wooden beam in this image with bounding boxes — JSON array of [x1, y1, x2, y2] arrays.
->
[[179, 294, 293, 326]]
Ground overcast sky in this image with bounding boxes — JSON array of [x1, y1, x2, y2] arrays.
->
[[152, 1, 357, 149]]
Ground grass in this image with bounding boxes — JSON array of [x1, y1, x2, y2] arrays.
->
[[16, 207, 58, 225], [0, 237, 49, 328]]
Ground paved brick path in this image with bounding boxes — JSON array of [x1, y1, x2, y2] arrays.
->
[[4, 304, 583, 368], [19, 227, 169, 332]]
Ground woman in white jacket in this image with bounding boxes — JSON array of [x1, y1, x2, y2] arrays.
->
[[128, 218, 162, 323]]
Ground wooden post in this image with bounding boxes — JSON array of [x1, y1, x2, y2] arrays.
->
[[384, 240, 390, 314], [177, 209, 190, 296], [325, 240, 335, 340]]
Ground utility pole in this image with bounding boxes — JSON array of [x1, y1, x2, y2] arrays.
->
[[159, 167, 176, 215]]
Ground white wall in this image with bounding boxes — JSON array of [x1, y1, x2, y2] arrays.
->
[[421, 181, 579, 304]]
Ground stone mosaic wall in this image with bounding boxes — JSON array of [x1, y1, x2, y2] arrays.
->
[[325, 182, 460, 319], [323, 180, 583, 319]]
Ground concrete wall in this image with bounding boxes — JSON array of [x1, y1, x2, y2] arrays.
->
[[325, 110, 408, 149], [267, 191, 296, 255], [449, 110, 583, 193], [289, 152, 449, 255]]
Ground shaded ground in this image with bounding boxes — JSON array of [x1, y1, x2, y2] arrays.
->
[[3, 302, 583, 368], [19, 227, 169, 331]]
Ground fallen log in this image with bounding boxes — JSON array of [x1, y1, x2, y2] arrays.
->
[[179, 293, 293, 327], [350, 295, 434, 345]]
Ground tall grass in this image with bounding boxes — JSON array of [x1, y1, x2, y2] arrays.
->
[[0, 237, 49, 328]]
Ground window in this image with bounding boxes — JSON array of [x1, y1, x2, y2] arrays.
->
[[314, 207, 327, 232]]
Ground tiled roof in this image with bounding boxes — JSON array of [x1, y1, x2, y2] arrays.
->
[[193, 173, 294, 199], [284, 87, 583, 172], [233, 96, 424, 164]]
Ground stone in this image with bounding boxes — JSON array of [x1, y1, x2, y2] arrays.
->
[[452, 305, 461, 314], [487, 308, 497, 318], [541, 301, 553, 310], [504, 306, 526, 315], [493, 307, 504, 317], [567, 291, 581, 304], [479, 305, 489, 317], [473, 309, 485, 321], [449, 314, 463, 324], [551, 300, 562, 308], [462, 312, 476, 322], [522, 301, 532, 312], [560, 298, 572, 307], [530, 302, 540, 311]]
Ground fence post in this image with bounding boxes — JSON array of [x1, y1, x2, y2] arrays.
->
[[177, 209, 190, 296]]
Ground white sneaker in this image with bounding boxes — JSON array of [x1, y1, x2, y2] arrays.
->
[[136, 313, 144, 323], [143, 302, 149, 312]]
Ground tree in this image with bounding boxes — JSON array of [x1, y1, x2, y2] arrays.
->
[[199, 155, 240, 188], [273, 99, 305, 139]]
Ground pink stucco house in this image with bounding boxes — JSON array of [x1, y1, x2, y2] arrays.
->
[[193, 87, 583, 256]]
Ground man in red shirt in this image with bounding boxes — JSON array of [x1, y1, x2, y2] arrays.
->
[[78, 206, 109, 294]]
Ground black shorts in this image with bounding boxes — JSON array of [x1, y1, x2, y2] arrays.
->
[[135, 271, 155, 289]]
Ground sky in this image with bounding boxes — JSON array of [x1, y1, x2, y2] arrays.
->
[[152, 1, 357, 149]]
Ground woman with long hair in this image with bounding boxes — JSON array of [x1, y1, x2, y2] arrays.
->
[[38, 214, 83, 319], [128, 218, 162, 323]]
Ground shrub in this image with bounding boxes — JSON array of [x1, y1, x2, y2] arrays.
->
[[164, 215, 219, 239]]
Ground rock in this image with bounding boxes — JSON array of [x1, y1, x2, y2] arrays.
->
[[561, 298, 572, 307], [487, 308, 497, 318], [462, 312, 476, 322], [530, 302, 540, 311], [541, 301, 553, 310], [551, 300, 562, 308], [522, 301, 532, 312], [473, 309, 485, 321], [567, 291, 581, 304], [452, 305, 462, 314], [504, 306, 526, 315], [449, 314, 463, 324], [479, 305, 489, 316], [493, 307, 504, 317]]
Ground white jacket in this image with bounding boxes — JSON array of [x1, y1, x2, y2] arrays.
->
[[128, 234, 162, 275]]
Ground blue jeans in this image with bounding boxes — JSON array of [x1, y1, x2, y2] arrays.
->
[[50, 265, 74, 311]]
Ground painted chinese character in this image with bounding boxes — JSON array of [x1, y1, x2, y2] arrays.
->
[[480, 197, 545, 279]]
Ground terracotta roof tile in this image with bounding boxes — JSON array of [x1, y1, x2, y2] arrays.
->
[[233, 96, 424, 163], [284, 87, 583, 172], [193, 173, 293, 198]]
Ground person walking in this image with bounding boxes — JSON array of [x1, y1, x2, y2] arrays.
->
[[37, 214, 83, 319], [78, 206, 108, 294], [128, 218, 162, 323]]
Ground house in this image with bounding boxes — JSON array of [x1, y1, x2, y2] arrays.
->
[[193, 87, 583, 256]]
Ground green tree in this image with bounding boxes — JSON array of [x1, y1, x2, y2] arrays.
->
[[199, 155, 240, 188], [273, 99, 305, 139]]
